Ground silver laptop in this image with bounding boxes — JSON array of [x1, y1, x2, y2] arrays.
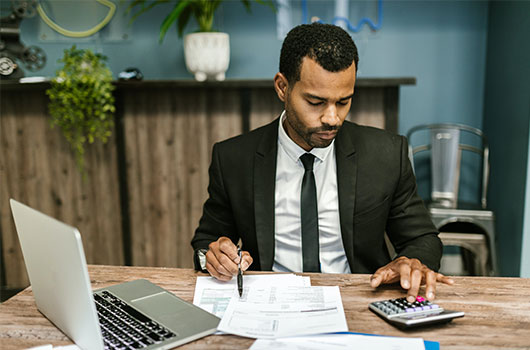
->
[[10, 199, 220, 350]]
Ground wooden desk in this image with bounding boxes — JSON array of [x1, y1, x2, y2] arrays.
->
[[1, 265, 529, 349]]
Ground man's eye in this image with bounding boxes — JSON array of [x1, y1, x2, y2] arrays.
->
[[308, 101, 323, 106], [337, 100, 350, 106]]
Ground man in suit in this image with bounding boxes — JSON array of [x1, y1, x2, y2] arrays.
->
[[191, 23, 453, 302]]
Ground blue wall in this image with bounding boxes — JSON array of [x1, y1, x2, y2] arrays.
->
[[20, 0, 488, 134], [483, 1, 530, 277]]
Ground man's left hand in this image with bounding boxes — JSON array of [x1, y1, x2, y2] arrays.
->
[[369, 256, 454, 302]]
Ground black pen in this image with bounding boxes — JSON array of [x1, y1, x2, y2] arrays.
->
[[237, 246, 243, 297]]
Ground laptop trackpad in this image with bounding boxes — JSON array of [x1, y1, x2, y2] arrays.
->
[[132, 292, 190, 330]]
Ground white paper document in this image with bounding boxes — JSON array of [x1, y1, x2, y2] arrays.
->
[[217, 285, 348, 339], [250, 333, 425, 350], [26, 345, 81, 350], [193, 274, 310, 319]]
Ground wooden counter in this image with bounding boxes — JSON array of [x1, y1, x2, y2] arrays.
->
[[0, 78, 415, 292]]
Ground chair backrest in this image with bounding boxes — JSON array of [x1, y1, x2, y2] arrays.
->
[[406, 123, 489, 209]]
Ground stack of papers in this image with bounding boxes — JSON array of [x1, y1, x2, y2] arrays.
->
[[194, 274, 347, 338], [193, 274, 310, 319], [217, 285, 348, 338], [193, 274, 427, 349]]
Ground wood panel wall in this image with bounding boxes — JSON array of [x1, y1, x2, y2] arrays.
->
[[0, 89, 123, 289], [0, 79, 413, 291], [122, 87, 243, 268]]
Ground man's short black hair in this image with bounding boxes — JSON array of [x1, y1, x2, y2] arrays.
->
[[279, 23, 359, 83]]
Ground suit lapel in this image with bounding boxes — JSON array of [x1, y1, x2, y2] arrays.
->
[[253, 118, 280, 270], [335, 123, 357, 270]]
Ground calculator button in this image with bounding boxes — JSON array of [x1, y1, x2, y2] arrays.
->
[[431, 304, 439, 309], [416, 296, 425, 302], [405, 308, 414, 313]]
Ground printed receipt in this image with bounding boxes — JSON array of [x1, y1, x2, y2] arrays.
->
[[193, 274, 310, 319], [217, 285, 348, 338]]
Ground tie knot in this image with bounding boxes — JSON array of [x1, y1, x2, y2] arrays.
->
[[300, 153, 315, 171]]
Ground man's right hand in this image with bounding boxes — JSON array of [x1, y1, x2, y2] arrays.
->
[[205, 236, 253, 281]]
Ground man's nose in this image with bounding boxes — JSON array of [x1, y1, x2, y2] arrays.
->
[[321, 104, 340, 126]]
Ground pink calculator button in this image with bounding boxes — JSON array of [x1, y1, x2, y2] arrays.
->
[[416, 296, 425, 302]]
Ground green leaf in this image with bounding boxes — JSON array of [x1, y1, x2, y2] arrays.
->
[[125, 0, 148, 15], [241, 0, 251, 12], [177, 5, 193, 37], [159, 0, 192, 42], [128, 0, 166, 25]]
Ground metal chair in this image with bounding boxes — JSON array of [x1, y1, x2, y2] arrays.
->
[[406, 124, 497, 276]]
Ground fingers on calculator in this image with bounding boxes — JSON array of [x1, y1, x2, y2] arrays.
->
[[369, 296, 464, 328]]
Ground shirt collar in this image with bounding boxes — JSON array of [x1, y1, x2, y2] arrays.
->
[[277, 111, 335, 164]]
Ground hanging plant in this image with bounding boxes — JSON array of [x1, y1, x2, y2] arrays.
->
[[47, 45, 115, 176]]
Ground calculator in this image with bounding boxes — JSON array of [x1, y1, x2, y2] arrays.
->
[[369, 296, 464, 328]]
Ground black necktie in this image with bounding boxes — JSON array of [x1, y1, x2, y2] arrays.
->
[[300, 153, 320, 272]]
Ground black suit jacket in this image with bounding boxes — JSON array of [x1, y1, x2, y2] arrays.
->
[[191, 118, 442, 273]]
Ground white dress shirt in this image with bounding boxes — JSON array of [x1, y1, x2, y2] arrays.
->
[[273, 112, 351, 273]]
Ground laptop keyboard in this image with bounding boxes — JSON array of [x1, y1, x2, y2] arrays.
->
[[95, 291, 176, 349]]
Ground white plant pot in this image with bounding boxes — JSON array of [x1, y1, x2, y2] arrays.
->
[[184, 32, 230, 82]]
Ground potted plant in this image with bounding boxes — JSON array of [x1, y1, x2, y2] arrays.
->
[[126, 0, 275, 81], [47, 45, 115, 176]]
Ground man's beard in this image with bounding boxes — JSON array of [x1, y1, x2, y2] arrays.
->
[[285, 104, 341, 149]]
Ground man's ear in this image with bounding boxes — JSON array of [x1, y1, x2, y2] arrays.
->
[[274, 73, 289, 102]]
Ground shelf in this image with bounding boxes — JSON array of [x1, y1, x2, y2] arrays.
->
[[0, 77, 416, 92]]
